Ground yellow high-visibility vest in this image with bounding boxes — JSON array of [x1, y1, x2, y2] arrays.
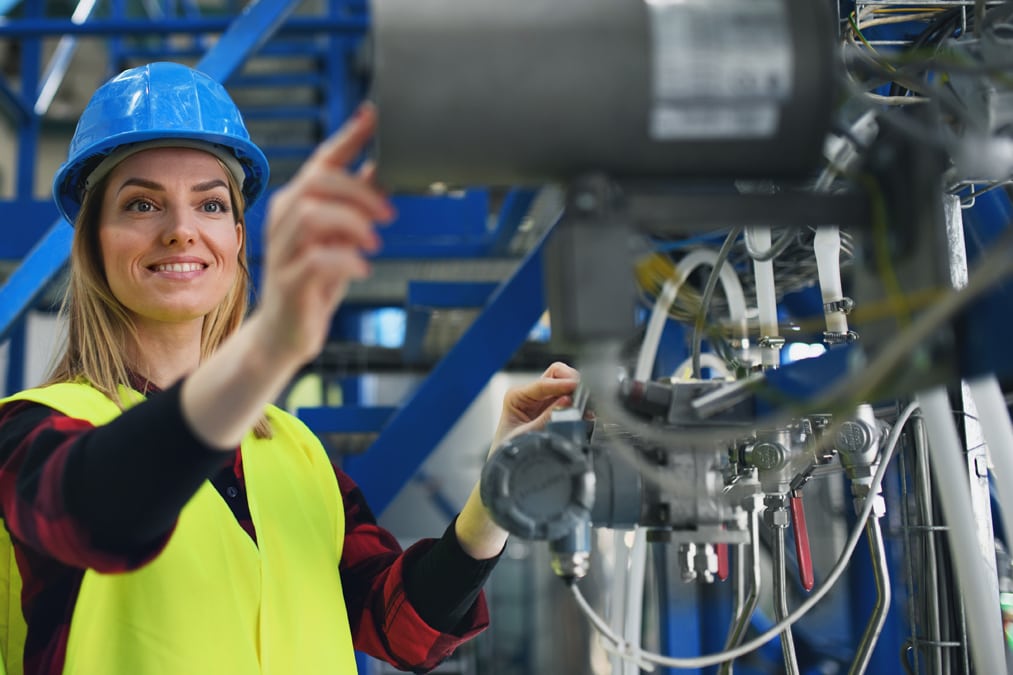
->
[[0, 382, 356, 675]]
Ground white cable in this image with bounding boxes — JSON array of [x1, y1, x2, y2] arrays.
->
[[635, 279, 681, 382], [967, 374, 1013, 558], [635, 249, 748, 382], [570, 581, 654, 672], [607, 530, 629, 675], [748, 226, 780, 369], [917, 387, 1009, 675], [622, 528, 648, 675], [569, 402, 920, 669], [672, 352, 731, 381], [814, 226, 849, 336]]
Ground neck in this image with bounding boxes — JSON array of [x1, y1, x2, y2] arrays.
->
[[127, 318, 204, 390]]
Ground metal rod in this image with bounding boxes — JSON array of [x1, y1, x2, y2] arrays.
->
[[914, 416, 946, 675], [899, 445, 923, 675], [850, 516, 892, 675], [917, 387, 1007, 675], [772, 521, 800, 675], [718, 508, 762, 675], [34, 0, 99, 115]]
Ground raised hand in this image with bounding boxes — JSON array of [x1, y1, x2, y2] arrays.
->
[[256, 104, 395, 367]]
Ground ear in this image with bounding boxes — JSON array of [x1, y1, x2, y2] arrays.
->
[[235, 220, 245, 253]]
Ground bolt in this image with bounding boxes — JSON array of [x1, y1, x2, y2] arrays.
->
[[749, 442, 786, 471], [837, 420, 869, 454], [763, 507, 790, 528]]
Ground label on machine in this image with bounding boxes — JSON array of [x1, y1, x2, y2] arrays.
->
[[646, 0, 794, 140]]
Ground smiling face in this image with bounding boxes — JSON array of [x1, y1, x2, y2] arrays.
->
[[98, 147, 244, 334]]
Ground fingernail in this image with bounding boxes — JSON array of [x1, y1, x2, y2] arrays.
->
[[383, 204, 397, 223], [353, 102, 375, 122]]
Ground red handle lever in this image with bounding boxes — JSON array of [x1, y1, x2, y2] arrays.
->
[[716, 543, 729, 582], [790, 492, 815, 592]]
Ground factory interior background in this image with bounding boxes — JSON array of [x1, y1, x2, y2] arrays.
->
[[3, 0, 1013, 673]]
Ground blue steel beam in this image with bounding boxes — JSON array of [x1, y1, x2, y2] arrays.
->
[[0, 0, 302, 342], [402, 281, 500, 364], [0, 77, 30, 125], [0, 200, 59, 259], [0, 16, 367, 37], [4, 320, 26, 395], [196, 0, 305, 83], [489, 188, 537, 255], [344, 226, 555, 515], [297, 406, 397, 434], [0, 221, 73, 344]]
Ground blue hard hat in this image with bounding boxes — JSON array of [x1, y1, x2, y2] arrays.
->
[[53, 62, 270, 224]]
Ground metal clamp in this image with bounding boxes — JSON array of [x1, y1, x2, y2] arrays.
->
[[758, 336, 786, 349], [823, 297, 855, 315], [823, 330, 859, 345]]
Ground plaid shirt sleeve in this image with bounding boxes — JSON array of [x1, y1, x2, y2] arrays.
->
[[0, 401, 166, 573], [334, 470, 491, 673]]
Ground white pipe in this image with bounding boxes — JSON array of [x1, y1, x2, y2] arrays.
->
[[608, 529, 630, 675], [967, 375, 1013, 567], [916, 387, 1009, 675], [672, 352, 731, 381], [748, 226, 779, 369], [813, 226, 849, 335], [621, 528, 648, 675], [635, 249, 747, 382]]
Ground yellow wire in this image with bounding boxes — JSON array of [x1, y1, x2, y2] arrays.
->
[[858, 173, 913, 328], [869, 7, 944, 14]]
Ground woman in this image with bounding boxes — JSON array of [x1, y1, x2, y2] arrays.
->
[[0, 62, 578, 675]]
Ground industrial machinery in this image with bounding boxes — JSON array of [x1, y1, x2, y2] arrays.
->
[[2, 0, 1013, 673], [369, 0, 1013, 673]]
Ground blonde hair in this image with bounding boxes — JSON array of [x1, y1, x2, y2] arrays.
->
[[46, 157, 272, 439]]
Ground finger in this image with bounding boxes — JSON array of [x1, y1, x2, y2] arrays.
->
[[356, 158, 378, 184], [308, 103, 378, 173], [542, 361, 580, 380], [301, 170, 395, 224], [514, 377, 578, 404], [279, 200, 382, 257], [284, 246, 372, 303]]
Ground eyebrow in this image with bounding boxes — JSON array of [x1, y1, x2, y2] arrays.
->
[[192, 179, 229, 193], [115, 178, 228, 194], [117, 178, 162, 194]]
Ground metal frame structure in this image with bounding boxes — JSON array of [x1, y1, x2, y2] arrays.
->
[[4, 2, 1011, 674]]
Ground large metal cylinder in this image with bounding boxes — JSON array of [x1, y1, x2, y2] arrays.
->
[[370, 0, 837, 190]]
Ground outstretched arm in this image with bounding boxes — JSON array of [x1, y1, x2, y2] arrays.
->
[[181, 106, 394, 450], [454, 362, 580, 560]]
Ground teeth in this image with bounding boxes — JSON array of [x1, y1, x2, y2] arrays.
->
[[153, 262, 203, 273]]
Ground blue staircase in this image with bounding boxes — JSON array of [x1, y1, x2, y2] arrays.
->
[[0, 0, 549, 517]]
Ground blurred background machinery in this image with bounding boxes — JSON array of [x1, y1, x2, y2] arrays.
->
[[3, 0, 1013, 673]]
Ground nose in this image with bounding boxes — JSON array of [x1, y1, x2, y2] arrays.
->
[[161, 209, 197, 247]]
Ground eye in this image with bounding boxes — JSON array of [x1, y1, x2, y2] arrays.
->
[[126, 199, 157, 213], [201, 198, 231, 214]]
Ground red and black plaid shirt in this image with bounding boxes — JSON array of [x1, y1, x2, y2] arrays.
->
[[0, 381, 497, 675]]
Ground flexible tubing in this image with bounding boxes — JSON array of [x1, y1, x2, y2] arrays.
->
[[621, 528, 648, 675], [916, 387, 1008, 675], [748, 226, 780, 368], [848, 516, 891, 675], [608, 530, 630, 675], [672, 352, 731, 380], [568, 401, 920, 669], [967, 375, 1013, 565], [814, 226, 849, 335], [635, 249, 747, 382]]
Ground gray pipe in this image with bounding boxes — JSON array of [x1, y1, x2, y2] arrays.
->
[[849, 516, 892, 675], [772, 520, 800, 675], [370, 0, 836, 190]]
